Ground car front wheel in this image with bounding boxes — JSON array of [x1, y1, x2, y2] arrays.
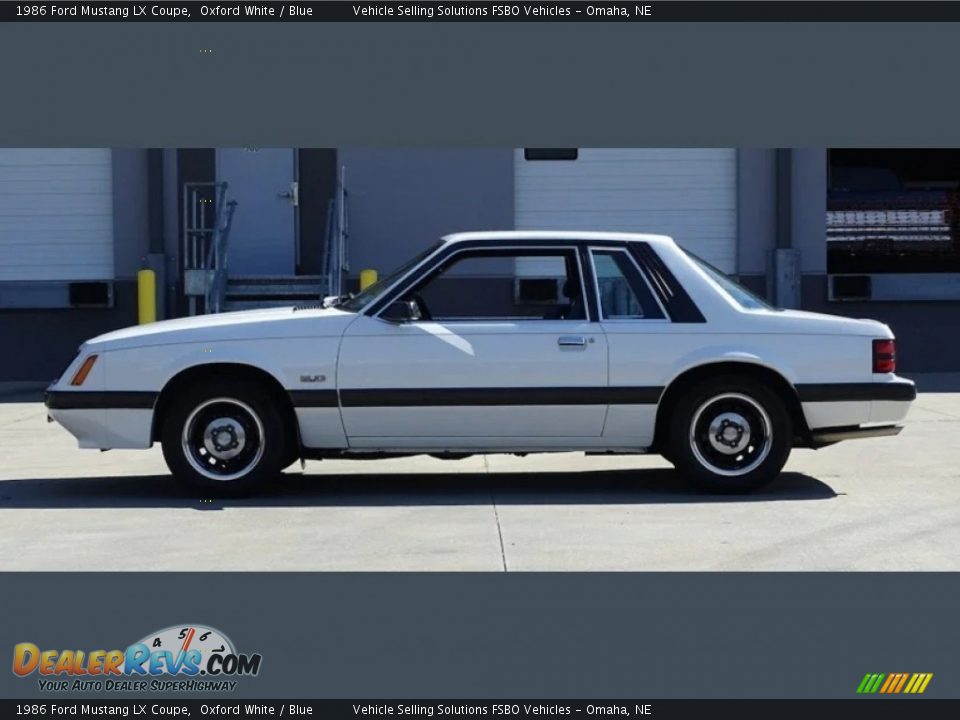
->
[[161, 379, 289, 496], [667, 375, 792, 493]]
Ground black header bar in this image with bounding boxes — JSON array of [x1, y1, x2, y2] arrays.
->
[[2, 700, 960, 719], [7, 2, 960, 23]]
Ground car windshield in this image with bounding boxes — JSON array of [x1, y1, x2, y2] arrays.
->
[[683, 249, 776, 311], [337, 242, 444, 313]]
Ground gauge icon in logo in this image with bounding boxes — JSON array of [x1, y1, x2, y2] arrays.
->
[[130, 624, 236, 675]]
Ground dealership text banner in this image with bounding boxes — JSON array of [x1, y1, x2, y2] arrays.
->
[[9, 2, 960, 22]]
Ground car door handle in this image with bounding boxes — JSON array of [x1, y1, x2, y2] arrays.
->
[[557, 335, 587, 347]]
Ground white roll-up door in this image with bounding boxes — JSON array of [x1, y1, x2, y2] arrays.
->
[[0, 149, 114, 281], [515, 148, 738, 272]]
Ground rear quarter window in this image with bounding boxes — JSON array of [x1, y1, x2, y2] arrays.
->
[[684, 250, 775, 311]]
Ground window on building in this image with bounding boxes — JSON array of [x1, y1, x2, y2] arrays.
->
[[404, 249, 587, 321], [523, 148, 579, 161], [828, 149, 960, 277], [590, 249, 665, 319]]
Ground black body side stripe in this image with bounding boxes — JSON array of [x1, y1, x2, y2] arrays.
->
[[45, 391, 157, 410], [337, 387, 663, 407], [287, 390, 339, 408], [49, 382, 914, 412], [795, 382, 917, 403]]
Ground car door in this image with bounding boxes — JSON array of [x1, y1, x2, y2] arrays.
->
[[587, 245, 672, 447], [337, 244, 609, 449]]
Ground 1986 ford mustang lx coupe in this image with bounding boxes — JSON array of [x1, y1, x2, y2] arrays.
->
[[46, 232, 916, 495]]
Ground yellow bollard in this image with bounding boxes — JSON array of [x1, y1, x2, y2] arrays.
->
[[137, 269, 157, 324], [360, 268, 378, 291]]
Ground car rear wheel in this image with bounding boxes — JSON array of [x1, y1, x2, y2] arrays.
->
[[161, 378, 289, 496], [667, 375, 792, 493]]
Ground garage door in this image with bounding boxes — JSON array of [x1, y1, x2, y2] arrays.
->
[[0, 149, 114, 281], [515, 148, 738, 272]]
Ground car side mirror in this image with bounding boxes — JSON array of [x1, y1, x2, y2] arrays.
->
[[382, 299, 421, 323]]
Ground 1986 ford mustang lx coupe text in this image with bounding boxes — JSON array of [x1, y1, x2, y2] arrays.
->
[[46, 232, 916, 495]]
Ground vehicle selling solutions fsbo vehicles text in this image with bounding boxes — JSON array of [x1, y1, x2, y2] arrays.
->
[[351, 5, 652, 19]]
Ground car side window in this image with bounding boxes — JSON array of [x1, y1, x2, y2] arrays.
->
[[403, 249, 588, 322], [591, 249, 666, 320]]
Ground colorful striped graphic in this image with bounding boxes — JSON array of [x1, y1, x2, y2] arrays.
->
[[857, 673, 933, 694]]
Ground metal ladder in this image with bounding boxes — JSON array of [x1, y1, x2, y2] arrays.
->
[[322, 166, 350, 298], [182, 182, 237, 315], [182, 166, 347, 315]]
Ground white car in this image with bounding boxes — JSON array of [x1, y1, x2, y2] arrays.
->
[[46, 231, 915, 495]]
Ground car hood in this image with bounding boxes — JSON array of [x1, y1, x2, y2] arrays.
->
[[751, 308, 892, 337], [85, 306, 356, 350]]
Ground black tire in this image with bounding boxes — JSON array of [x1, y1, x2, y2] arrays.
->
[[160, 377, 291, 496], [666, 374, 792, 493], [280, 428, 302, 470], [280, 444, 301, 471], [659, 448, 678, 467]]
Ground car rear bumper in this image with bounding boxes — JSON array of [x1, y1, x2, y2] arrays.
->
[[798, 377, 915, 441], [795, 378, 916, 403], [809, 424, 902, 444]]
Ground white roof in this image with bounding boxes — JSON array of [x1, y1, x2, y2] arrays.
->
[[441, 231, 676, 246]]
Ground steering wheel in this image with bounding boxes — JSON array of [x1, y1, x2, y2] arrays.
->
[[411, 293, 432, 321]]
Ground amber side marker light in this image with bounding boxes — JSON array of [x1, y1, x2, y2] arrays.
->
[[70, 355, 98, 386], [873, 339, 896, 374]]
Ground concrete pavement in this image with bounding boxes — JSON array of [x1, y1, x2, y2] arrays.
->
[[0, 385, 957, 571]]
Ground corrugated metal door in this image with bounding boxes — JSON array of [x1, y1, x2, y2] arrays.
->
[[0, 149, 114, 281], [515, 148, 738, 272]]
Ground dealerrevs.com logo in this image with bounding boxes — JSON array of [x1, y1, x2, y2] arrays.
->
[[13, 625, 262, 693]]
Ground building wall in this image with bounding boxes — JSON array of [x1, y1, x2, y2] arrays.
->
[[746, 148, 960, 373], [112, 149, 151, 279], [162, 147, 180, 318], [791, 148, 828, 274], [4, 146, 959, 381], [0, 149, 150, 382], [339, 148, 515, 278], [736, 148, 777, 276]]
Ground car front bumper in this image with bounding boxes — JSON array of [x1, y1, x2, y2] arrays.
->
[[45, 388, 155, 449]]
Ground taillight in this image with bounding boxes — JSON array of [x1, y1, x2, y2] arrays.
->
[[872, 339, 896, 374]]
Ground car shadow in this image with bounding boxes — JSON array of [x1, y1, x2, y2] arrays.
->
[[0, 469, 837, 509]]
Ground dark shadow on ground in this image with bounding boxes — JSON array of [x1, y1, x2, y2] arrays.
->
[[0, 469, 837, 509]]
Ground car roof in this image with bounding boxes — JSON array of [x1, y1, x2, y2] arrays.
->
[[441, 231, 676, 246]]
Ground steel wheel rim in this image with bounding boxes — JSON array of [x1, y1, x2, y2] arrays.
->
[[689, 392, 772, 477], [181, 397, 265, 481]]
